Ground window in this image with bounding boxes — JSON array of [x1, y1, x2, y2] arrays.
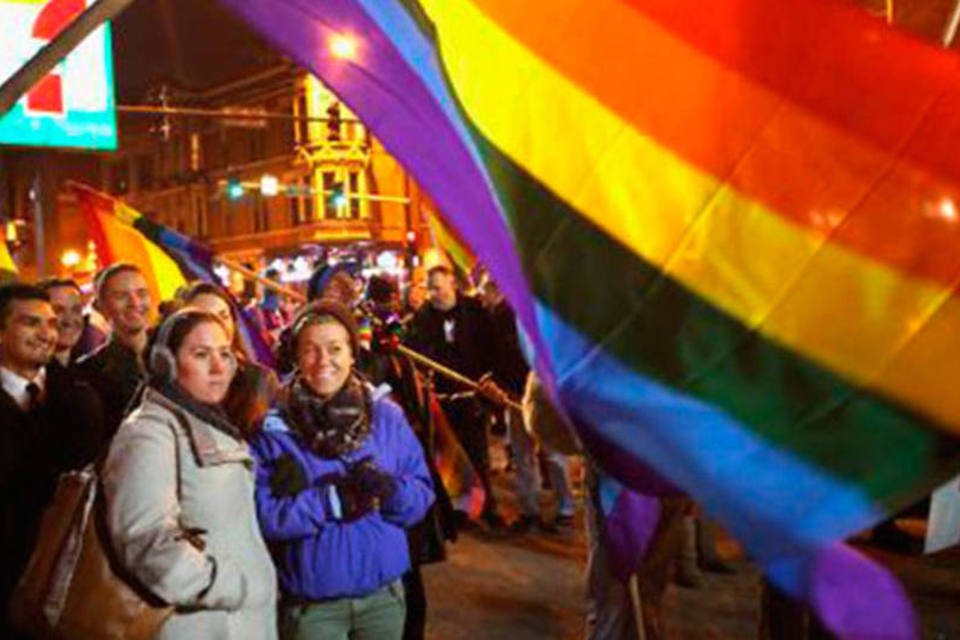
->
[[348, 171, 361, 219], [322, 171, 337, 219]]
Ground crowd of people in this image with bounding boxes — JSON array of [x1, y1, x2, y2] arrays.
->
[[0, 259, 740, 640], [0, 259, 583, 639]]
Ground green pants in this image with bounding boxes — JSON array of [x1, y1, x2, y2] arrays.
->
[[281, 581, 406, 640]]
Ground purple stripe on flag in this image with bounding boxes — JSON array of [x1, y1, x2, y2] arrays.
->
[[218, 0, 551, 379], [598, 474, 662, 583], [218, 2, 918, 637]]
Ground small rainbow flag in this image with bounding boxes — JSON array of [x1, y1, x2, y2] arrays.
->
[[429, 394, 485, 520], [69, 182, 275, 367], [71, 182, 186, 305], [0, 237, 17, 283], [221, 0, 960, 635]]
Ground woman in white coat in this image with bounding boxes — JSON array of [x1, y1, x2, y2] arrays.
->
[[103, 309, 278, 639]]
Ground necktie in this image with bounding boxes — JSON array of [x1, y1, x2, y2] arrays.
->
[[25, 382, 41, 412]]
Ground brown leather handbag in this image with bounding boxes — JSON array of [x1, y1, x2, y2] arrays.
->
[[9, 466, 173, 640]]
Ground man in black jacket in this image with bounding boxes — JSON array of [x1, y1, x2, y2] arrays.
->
[[407, 265, 505, 527], [0, 284, 103, 638], [76, 263, 152, 440]]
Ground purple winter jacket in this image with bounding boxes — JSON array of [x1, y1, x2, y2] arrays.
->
[[250, 391, 435, 600]]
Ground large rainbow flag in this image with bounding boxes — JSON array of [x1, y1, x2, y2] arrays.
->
[[70, 182, 275, 367], [221, 0, 960, 635]]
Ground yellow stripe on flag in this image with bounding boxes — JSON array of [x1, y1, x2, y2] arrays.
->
[[421, 0, 960, 432]]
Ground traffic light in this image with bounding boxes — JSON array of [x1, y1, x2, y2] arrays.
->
[[226, 177, 244, 200]]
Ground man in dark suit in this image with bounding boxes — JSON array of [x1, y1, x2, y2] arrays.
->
[[407, 265, 506, 528], [0, 284, 103, 638]]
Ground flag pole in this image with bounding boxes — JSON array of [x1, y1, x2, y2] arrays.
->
[[0, 0, 136, 117], [943, 0, 960, 47]]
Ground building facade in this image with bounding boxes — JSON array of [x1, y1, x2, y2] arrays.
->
[[2, 64, 436, 282]]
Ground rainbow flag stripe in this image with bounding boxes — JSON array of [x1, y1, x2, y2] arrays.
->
[[427, 212, 476, 276], [72, 183, 187, 304], [70, 183, 275, 367], [0, 237, 17, 282], [221, 0, 960, 635], [430, 395, 485, 520]]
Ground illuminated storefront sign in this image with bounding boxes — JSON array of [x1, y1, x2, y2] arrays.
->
[[0, 0, 117, 150]]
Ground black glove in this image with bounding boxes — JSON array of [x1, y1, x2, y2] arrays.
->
[[317, 473, 377, 522], [348, 457, 397, 505]]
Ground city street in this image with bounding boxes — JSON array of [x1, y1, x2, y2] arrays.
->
[[424, 463, 960, 639]]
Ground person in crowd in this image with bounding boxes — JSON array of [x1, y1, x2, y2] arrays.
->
[[260, 268, 291, 339], [251, 299, 435, 640], [407, 264, 506, 528], [77, 263, 153, 439], [362, 276, 456, 640], [38, 277, 87, 368], [177, 281, 279, 438], [102, 308, 277, 639], [478, 273, 576, 533], [522, 370, 686, 639], [0, 284, 102, 639]]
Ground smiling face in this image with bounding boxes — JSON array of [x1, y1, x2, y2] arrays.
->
[[174, 320, 236, 404], [296, 319, 355, 399], [98, 269, 152, 336], [47, 284, 85, 352], [0, 299, 58, 377], [188, 292, 236, 344]]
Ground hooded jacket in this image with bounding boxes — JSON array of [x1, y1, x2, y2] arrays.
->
[[250, 388, 435, 600], [103, 388, 278, 639]]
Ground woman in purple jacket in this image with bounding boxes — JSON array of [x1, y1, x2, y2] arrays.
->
[[250, 299, 435, 640]]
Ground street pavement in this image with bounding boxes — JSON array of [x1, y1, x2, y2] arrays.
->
[[423, 449, 960, 639]]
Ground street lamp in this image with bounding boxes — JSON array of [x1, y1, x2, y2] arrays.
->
[[60, 248, 81, 269], [330, 34, 358, 60], [260, 174, 279, 197]]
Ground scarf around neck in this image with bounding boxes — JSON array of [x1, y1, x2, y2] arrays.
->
[[282, 373, 372, 458]]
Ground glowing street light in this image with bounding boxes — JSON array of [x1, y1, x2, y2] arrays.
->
[[60, 249, 81, 268], [330, 34, 358, 60], [260, 174, 279, 197], [939, 197, 958, 223]]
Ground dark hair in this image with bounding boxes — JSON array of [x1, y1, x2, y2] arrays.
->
[[366, 275, 398, 305], [180, 282, 239, 324], [178, 281, 244, 354], [146, 308, 228, 378], [164, 310, 224, 356], [426, 264, 453, 280], [38, 277, 81, 294], [0, 283, 50, 328], [94, 263, 143, 300], [290, 298, 359, 357]]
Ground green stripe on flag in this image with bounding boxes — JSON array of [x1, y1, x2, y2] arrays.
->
[[472, 120, 960, 508]]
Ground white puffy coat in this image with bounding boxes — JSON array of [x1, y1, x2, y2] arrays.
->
[[103, 388, 277, 639]]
